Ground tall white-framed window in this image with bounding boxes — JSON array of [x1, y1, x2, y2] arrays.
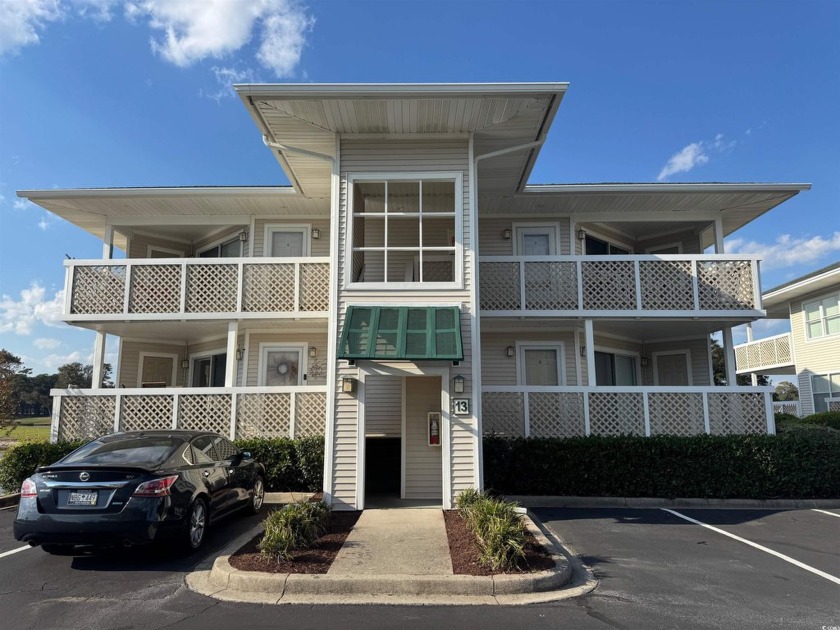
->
[[516, 342, 566, 386], [646, 242, 683, 255], [147, 245, 185, 258], [347, 172, 462, 288], [584, 231, 632, 255], [188, 348, 227, 388], [593, 347, 640, 386], [651, 350, 692, 386], [513, 224, 559, 256], [138, 352, 179, 387], [811, 372, 840, 413], [258, 343, 307, 386], [264, 224, 311, 257], [803, 292, 840, 340]]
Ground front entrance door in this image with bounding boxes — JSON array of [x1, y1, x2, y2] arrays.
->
[[655, 352, 690, 386], [141, 355, 174, 386]]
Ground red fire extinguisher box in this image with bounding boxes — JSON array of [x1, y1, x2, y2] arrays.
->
[[427, 412, 441, 446]]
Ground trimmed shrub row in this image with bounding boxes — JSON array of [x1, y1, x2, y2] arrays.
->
[[456, 489, 525, 571], [259, 500, 330, 561], [0, 436, 325, 494], [483, 432, 840, 499]]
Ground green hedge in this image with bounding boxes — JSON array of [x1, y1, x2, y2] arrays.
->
[[0, 436, 324, 495], [799, 411, 840, 431], [483, 433, 840, 499]]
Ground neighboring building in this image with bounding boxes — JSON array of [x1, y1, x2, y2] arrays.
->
[[19, 83, 810, 509], [735, 262, 840, 417]]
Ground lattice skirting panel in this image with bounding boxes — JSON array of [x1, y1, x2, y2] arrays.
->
[[186, 265, 238, 312], [481, 392, 525, 437], [119, 395, 173, 432], [70, 266, 126, 314], [640, 261, 694, 310], [697, 261, 754, 310], [129, 264, 180, 313], [707, 393, 767, 434], [58, 396, 115, 441], [479, 263, 521, 310], [295, 392, 327, 437], [581, 260, 637, 310], [177, 394, 231, 435], [523, 262, 578, 311], [235, 393, 291, 439], [242, 264, 295, 312], [528, 392, 585, 437], [589, 392, 645, 436], [648, 393, 706, 435]]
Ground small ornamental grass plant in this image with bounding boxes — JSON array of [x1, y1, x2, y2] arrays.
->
[[456, 489, 526, 572], [258, 500, 330, 562]]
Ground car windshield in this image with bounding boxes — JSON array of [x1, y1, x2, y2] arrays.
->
[[60, 437, 183, 467]]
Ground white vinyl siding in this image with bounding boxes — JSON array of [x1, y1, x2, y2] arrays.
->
[[403, 376, 443, 501], [363, 376, 402, 438], [129, 234, 189, 259]]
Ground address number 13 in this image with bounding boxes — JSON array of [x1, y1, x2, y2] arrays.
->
[[452, 398, 470, 415]]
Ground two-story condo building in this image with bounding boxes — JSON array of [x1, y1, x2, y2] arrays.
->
[[19, 83, 810, 509], [735, 262, 840, 417]]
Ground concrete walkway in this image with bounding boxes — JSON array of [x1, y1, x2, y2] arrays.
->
[[328, 509, 453, 575]]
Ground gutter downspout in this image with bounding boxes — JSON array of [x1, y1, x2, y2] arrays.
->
[[262, 136, 335, 163]]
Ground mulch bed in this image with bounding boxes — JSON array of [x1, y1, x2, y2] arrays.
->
[[229, 510, 361, 574], [443, 510, 555, 576]]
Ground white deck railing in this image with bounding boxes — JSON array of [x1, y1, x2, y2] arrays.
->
[[479, 255, 762, 316], [50, 386, 327, 442], [734, 333, 794, 373], [63, 257, 330, 320], [481, 386, 775, 437], [773, 400, 801, 417]]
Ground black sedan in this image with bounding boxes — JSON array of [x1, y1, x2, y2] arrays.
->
[[14, 430, 265, 554]]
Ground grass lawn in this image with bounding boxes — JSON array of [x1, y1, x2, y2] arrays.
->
[[2, 423, 50, 442], [14, 416, 52, 426]]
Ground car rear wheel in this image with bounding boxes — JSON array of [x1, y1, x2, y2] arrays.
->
[[182, 498, 208, 551], [246, 476, 265, 515], [40, 544, 74, 555]]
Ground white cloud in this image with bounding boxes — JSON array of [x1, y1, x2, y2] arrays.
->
[[657, 133, 736, 181], [42, 350, 83, 371], [33, 337, 62, 350], [202, 65, 260, 102], [726, 232, 840, 270], [12, 198, 31, 210], [732, 319, 789, 344], [0, 283, 65, 335], [76, 0, 120, 22], [0, 0, 63, 56], [127, 0, 313, 77]]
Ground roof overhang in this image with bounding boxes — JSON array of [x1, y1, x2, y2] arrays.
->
[[17, 187, 328, 248], [235, 82, 568, 198], [762, 262, 840, 317]]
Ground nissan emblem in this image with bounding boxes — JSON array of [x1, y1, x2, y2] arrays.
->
[[79, 471, 90, 482]]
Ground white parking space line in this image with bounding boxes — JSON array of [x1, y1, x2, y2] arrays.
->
[[813, 509, 840, 519], [661, 508, 840, 586], [0, 545, 32, 560]]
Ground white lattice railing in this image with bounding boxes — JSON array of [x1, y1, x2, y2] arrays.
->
[[63, 257, 330, 320], [50, 386, 327, 442], [773, 400, 801, 417], [828, 398, 840, 413], [481, 386, 775, 437], [735, 333, 794, 373], [479, 255, 761, 316]]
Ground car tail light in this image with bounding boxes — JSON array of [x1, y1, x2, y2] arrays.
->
[[132, 475, 179, 497], [21, 478, 37, 498]]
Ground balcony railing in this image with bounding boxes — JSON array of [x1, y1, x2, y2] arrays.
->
[[479, 255, 761, 316], [734, 333, 794, 373], [481, 386, 775, 437], [63, 257, 330, 320], [50, 386, 327, 442], [773, 400, 801, 417]]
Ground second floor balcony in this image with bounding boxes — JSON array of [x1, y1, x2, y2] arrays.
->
[[64, 257, 330, 322], [479, 254, 762, 318], [734, 332, 795, 374]]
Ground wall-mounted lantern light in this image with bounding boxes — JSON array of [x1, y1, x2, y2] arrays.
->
[[640, 357, 649, 367], [312, 228, 321, 239], [577, 229, 587, 241], [239, 230, 247, 242], [503, 228, 512, 240], [235, 348, 244, 361], [309, 347, 317, 358], [580, 345, 587, 357], [506, 345, 515, 357], [342, 376, 357, 394], [453, 374, 465, 394], [180, 359, 190, 370]]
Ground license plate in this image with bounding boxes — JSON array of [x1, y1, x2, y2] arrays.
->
[[68, 491, 98, 506]]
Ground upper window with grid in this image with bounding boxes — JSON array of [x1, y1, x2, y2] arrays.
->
[[348, 175, 460, 287], [804, 292, 840, 340]]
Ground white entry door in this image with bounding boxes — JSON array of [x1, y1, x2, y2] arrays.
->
[[270, 231, 306, 257], [141, 356, 174, 386], [655, 352, 690, 386]]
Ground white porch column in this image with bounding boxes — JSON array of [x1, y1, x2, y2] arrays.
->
[[102, 224, 114, 260], [722, 327, 738, 386], [745, 323, 758, 385], [584, 319, 596, 385], [225, 321, 239, 387], [91, 333, 106, 389]]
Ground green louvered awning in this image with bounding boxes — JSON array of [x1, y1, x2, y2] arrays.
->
[[338, 306, 463, 361]]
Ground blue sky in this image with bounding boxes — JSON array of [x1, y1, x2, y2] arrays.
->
[[0, 0, 838, 375]]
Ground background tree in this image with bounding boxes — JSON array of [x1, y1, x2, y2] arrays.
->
[[774, 381, 799, 401], [0, 349, 31, 428]]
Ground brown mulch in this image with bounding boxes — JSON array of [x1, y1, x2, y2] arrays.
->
[[228, 510, 361, 574], [443, 510, 556, 576]]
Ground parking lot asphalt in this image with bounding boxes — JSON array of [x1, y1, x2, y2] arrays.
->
[[533, 506, 840, 629], [0, 504, 837, 629]]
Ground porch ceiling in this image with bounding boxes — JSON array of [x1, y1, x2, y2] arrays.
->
[[70, 317, 328, 344], [17, 187, 329, 249], [236, 83, 567, 198]]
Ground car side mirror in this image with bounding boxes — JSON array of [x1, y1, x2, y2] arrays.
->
[[241, 451, 253, 461]]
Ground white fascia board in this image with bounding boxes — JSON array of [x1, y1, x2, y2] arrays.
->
[[762, 267, 840, 306], [234, 82, 570, 98], [522, 183, 812, 194], [17, 186, 298, 200]]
